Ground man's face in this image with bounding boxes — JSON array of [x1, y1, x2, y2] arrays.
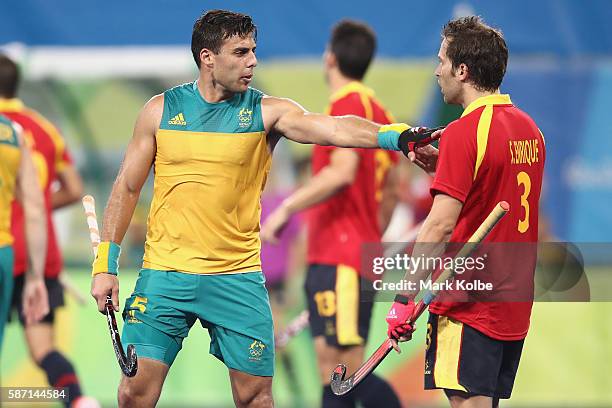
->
[[212, 34, 257, 93], [434, 38, 462, 105]]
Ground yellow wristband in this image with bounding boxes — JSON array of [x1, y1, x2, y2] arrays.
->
[[92, 241, 121, 276]]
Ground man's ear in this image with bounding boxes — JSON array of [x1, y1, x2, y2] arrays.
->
[[456, 63, 469, 82], [200, 48, 215, 68], [324, 50, 337, 70]]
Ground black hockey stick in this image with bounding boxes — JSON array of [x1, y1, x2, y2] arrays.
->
[[83, 195, 138, 377]]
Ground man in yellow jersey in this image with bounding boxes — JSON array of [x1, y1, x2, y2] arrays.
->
[[261, 20, 401, 408], [89, 9, 435, 408], [0, 114, 48, 354]]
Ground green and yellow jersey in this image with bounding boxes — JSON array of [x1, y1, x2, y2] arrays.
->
[[143, 82, 271, 274], [0, 115, 20, 247]]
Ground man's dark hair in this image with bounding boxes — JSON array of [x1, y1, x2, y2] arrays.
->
[[191, 9, 257, 68], [0, 55, 20, 98], [330, 19, 376, 80], [442, 16, 508, 92]]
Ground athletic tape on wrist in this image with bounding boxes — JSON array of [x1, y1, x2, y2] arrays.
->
[[377, 123, 410, 151], [92, 241, 121, 276]]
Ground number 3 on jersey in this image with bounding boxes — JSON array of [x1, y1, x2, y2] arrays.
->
[[517, 171, 531, 233]]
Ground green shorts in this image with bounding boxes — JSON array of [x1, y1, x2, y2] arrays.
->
[[0, 245, 14, 348], [121, 269, 274, 376]]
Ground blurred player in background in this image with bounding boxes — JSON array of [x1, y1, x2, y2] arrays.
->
[[260, 155, 304, 311], [261, 20, 401, 408], [0, 114, 48, 360], [0, 55, 97, 408], [386, 16, 545, 407], [89, 9, 428, 408]]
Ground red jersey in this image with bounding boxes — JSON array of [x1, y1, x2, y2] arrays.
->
[[307, 82, 397, 272], [429, 94, 545, 340], [1, 99, 73, 278]]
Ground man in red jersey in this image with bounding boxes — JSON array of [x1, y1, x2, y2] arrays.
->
[[262, 20, 401, 408], [385, 17, 545, 407], [0, 55, 98, 408]]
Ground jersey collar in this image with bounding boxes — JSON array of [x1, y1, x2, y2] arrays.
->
[[0, 98, 24, 112], [329, 81, 374, 103], [192, 80, 240, 107], [461, 94, 512, 118]]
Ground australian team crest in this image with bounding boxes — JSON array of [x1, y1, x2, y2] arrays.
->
[[238, 107, 253, 128], [248, 340, 266, 361]]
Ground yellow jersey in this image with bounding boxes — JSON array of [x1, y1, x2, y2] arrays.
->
[[142, 82, 271, 274], [0, 115, 20, 247]]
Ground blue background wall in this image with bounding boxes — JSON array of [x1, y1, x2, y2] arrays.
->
[[2, 0, 611, 57]]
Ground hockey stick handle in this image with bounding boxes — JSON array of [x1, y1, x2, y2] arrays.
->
[[82, 195, 100, 257], [408, 201, 509, 323]]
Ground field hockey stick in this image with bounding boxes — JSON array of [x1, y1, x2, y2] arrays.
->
[[82, 195, 138, 377], [331, 201, 510, 395]]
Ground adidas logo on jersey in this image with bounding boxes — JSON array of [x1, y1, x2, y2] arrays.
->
[[168, 113, 187, 126]]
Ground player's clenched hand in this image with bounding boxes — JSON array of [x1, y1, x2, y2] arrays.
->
[[22, 276, 50, 325], [408, 144, 439, 177], [386, 297, 417, 353], [91, 273, 120, 313], [260, 205, 290, 245]]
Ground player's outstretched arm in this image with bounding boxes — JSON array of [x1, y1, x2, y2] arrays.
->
[[263, 96, 380, 148], [263, 96, 440, 156], [90, 94, 161, 313], [15, 127, 50, 324]]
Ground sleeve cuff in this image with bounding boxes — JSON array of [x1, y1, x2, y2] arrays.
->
[[430, 181, 467, 203]]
